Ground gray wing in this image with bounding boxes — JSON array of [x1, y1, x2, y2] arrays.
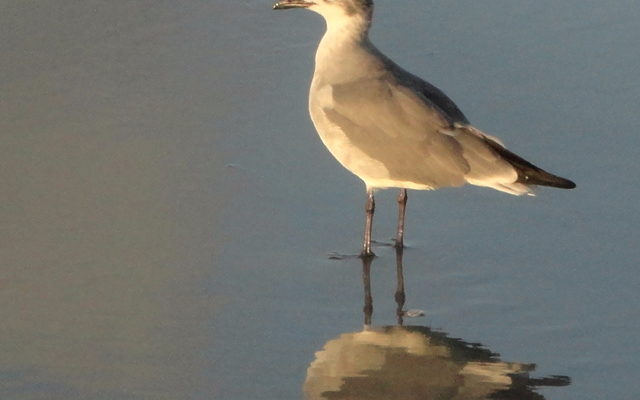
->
[[398, 70, 470, 125], [375, 49, 469, 125], [322, 73, 489, 189], [319, 68, 531, 192]]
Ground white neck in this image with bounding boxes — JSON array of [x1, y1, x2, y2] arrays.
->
[[314, 12, 375, 81], [324, 11, 371, 40]]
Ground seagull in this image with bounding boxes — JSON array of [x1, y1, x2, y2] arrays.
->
[[273, 0, 575, 258]]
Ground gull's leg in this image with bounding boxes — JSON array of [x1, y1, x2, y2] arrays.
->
[[361, 188, 375, 258], [362, 255, 373, 328], [394, 246, 406, 325], [395, 189, 408, 249]]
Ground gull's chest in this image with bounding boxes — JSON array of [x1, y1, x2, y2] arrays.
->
[[307, 81, 354, 157], [306, 79, 409, 188]]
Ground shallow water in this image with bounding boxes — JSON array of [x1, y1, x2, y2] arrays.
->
[[2, 1, 639, 399]]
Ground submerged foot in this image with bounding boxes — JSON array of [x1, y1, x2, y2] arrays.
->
[[359, 249, 376, 259], [328, 252, 363, 260]]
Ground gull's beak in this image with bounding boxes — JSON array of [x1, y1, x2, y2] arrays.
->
[[273, 0, 314, 10]]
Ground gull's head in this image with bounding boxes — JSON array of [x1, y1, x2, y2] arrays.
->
[[273, 0, 373, 22]]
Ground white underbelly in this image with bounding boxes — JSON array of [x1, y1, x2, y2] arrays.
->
[[309, 102, 432, 190]]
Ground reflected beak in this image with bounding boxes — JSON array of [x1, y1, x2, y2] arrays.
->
[[273, 0, 314, 10]]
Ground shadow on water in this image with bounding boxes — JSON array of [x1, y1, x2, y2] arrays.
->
[[304, 249, 570, 400]]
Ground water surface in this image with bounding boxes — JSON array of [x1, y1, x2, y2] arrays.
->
[[2, 1, 639, 399]]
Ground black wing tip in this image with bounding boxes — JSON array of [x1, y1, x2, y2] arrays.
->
[[521, 173, 576, 189], [560, 178, 577, 189], [547, 178, 576, 190], [479, 137, 576, 190]]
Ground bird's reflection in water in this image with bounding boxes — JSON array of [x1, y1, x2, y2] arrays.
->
[[304, 248, 570, 400]]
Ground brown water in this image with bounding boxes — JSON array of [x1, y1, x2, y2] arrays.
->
[[2, 1, 639, 399]]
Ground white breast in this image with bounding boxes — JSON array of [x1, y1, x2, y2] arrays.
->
[[308, 83, 432, 190]]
